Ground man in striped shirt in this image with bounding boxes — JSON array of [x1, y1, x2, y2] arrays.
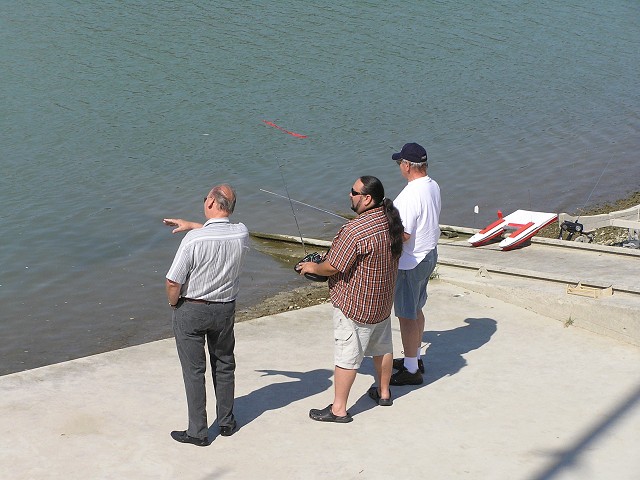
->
[[165, 184, 249, 446], [297, 176, 404, 423]]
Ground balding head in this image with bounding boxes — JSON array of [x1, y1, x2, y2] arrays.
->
[[207, 184, 236, 215]]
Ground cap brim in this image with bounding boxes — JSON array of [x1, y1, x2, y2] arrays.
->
[[391, 152, 402, 160]]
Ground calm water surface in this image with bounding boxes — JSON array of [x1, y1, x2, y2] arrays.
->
[[1, 1, 638, 374]]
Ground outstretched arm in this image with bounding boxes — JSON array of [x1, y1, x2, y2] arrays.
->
[[163, 218, 203, 234]]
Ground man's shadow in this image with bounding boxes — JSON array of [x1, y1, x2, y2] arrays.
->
[[208, 368, 332, 438], [421, 317, 497, 385], [350, 317, 497, 415]]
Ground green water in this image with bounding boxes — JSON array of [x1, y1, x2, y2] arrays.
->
[[1, 0, 638, 373]]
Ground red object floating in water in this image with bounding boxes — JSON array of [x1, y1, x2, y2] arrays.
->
[[262, 120, 307, 138]]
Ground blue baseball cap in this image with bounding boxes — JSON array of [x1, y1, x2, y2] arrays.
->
[[392, 143, 427, 163]]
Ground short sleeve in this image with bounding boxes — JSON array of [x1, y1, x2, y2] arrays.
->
[[326, 224, 358, 273]]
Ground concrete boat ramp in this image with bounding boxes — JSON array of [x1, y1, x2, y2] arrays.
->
[[1, 237, 639, 479], [437, 234, 640, 347]]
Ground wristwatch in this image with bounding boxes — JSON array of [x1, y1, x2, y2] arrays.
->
[[169, 301, 178, 308]]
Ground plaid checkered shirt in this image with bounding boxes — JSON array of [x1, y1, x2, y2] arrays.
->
[[326, 206, 399, 324]]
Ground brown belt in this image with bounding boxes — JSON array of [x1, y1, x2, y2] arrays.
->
[[183, 297, 234, 305]]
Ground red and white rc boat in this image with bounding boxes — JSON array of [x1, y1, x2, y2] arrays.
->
[[468, 210, 557, 251]]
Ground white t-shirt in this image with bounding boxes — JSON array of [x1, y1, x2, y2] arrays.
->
[[394, 175, 441, 270]]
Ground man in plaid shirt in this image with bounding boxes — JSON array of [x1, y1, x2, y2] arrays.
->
[[297, 176, 405, 423]]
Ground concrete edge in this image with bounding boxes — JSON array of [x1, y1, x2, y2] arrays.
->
[[436, 265, 640, 347], [437, 256, 640, 295]]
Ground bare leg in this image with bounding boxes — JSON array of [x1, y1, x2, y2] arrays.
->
[[372, 353, 393, 399], [416, 309, 425, 358], [398, 316, 420, 359], [332, 366, 357, 417]]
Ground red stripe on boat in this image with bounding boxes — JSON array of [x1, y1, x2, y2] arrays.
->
[[479, 218, 505, 234]]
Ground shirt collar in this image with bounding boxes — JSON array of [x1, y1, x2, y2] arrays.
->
[[360, 205, 384, 217], [203, 217, 230, 227]]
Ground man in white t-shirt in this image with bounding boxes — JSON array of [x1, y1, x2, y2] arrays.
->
[[389, 143, 441, 386]]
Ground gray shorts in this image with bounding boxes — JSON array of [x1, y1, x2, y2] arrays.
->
[[394, 248, 438, 320], [333, 307, 393, 370]]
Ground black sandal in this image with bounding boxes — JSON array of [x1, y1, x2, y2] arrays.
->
[[368, 387, 393, 406]]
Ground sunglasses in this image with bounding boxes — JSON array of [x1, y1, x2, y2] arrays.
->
[[350, 188, 365, 196]]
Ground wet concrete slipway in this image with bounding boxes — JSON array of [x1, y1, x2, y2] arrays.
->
[[1, 236, 639, 479]]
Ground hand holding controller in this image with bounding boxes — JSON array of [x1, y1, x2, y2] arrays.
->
[[294, 252, 328, 282]]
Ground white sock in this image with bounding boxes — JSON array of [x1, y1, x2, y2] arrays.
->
[[403, 357, 418, 374], [416, 347, 422, 360]]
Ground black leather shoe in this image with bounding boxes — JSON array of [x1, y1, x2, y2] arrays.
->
[[309, 404, 353, 423], [219, 420, 237, 437], [392, 357, 424, 373], [170, 430, 208, 446], [390, 367, 423, 386]]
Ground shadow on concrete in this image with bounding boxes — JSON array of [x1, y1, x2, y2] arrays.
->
[[528, 382, 640, 480], [208, 368, 333, 436], [422, 317, 498, 385], [349, 317, 497, 414]]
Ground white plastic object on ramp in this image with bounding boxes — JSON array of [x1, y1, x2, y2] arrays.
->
[[468, 210, 557, 251]]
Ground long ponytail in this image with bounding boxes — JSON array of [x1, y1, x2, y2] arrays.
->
[[359, 176, 405, 259], [382, 198, 404, 259]]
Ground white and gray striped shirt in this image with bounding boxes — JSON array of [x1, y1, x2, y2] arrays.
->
[[166, 218, 249, 302]]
